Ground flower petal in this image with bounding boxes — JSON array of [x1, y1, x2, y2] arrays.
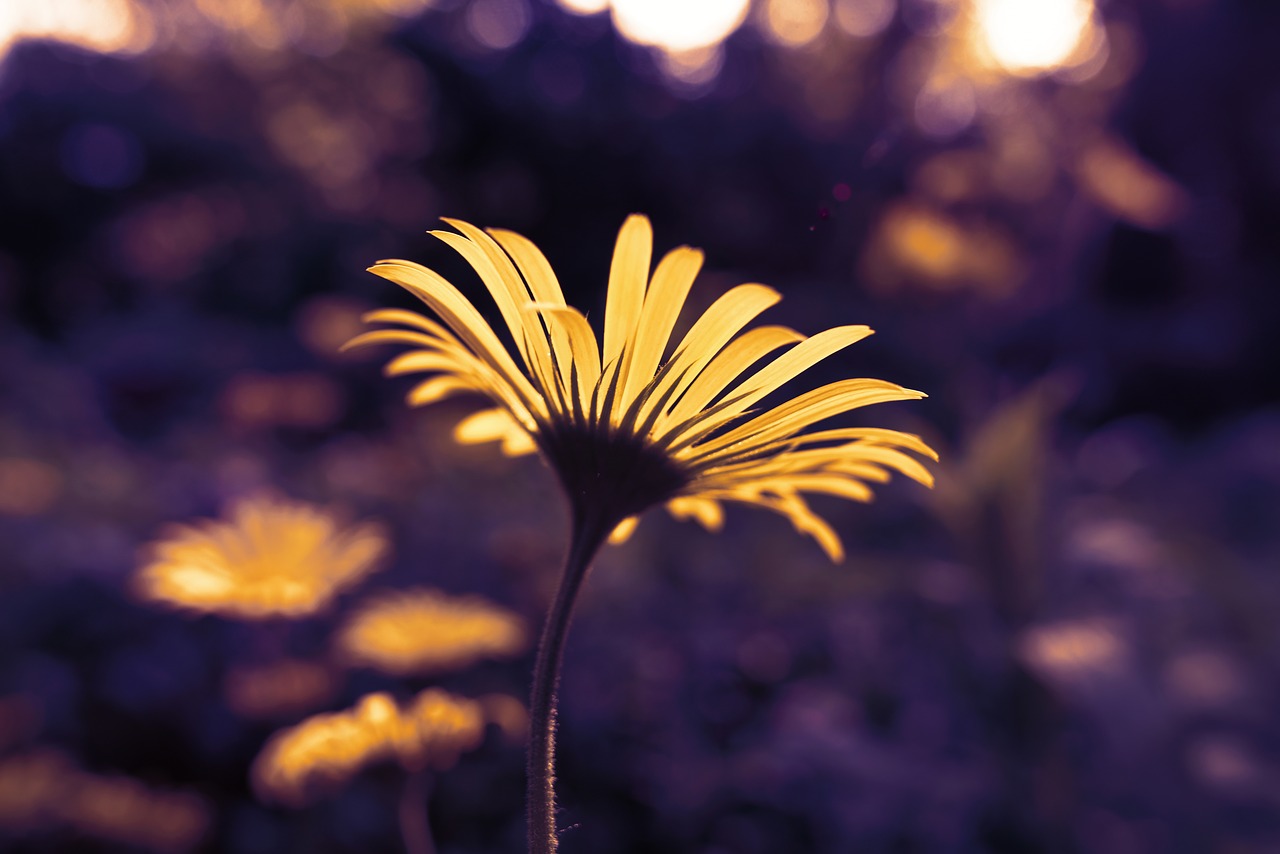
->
[[602, 215, 652, 368], [618, 246, 703, 408]]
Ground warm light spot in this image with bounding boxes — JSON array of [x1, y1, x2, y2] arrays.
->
[[760, 0, 829, 48], [224, 660, 337, 719], [654, 45, 724, 87], [972, 0, 1099, 76], [1019, 621, 1125, 678], [465, 0, 531, 50], [556, 0, 609, 13], [865, 202, 1021, 297], [610, 0, 749, 53], [252, 688, 512, 805], [337, 588, 527, 676], [134, 494, 389, 619], [1077, 136, 1187, 230], [0, 0, 154, 63], [0, 458, 62, 516], [886, 205, 964, 279], [833, 0, 894, 37]]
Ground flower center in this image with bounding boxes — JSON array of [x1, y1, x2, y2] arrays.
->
[[539, 424, 691, 529]]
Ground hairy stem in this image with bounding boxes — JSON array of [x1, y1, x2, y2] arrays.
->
[[527, 513, 611, 854], [399, 770, 435, 854]]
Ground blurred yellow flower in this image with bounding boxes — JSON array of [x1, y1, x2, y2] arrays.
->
[[253, 689, 515, 806], [337, 588, 527, 676], [349, 215, 936, 561], [134, 494, 389, 618]]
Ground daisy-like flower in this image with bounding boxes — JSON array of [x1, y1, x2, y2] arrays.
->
[[348, 215, 935, 562], [336, 588, 527, 677], [252, 689, 517, 806], [347, 214, 936, 853], [134, 495, 389, 619]]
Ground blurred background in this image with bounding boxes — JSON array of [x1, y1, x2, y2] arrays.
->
[[1, 0, 1278, 851]]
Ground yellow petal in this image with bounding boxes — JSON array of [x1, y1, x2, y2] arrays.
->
[[407, 376, 475, 407], [368, 261, 543, 423], [532, 304, 602, 389], [666, 497, 723, 531], [607, 516, 639, 544], [486, 227, 567, 306], [748, 491, 845, 563], [715, 325, 874, 420], [644, 283, 782, 423], [384, 351, 464, 376], [430, 228, 557, 391], [454, 408, 537, 457], [619, 246, 703, 407], [602, 215, 652, 367], [658, 325, 804, 432], [698, 379, 925, 458], [360, 309, 458, 342]]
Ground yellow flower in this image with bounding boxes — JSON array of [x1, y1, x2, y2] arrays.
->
[[349, 215, 935, 561], [134, 494, 389, 618], [337, 588, 527, 676], [252, 689, 514, 806]]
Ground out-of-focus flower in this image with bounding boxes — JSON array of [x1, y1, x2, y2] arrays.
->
[[134, 494, 389, 619], [224, 659, 338, 719], [337, 588, 527, 676], [0, 750, 209, 853], [253, 688, 518, 806], [348, 215, 935, 561]]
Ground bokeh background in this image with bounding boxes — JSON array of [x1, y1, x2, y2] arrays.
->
[[2, 0, 1279, 851]]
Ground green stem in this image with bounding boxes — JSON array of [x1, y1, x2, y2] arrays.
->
[[399, 770, 435, 854], [527, 514, 611, 854]]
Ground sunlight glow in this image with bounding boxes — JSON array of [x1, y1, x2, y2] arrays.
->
[[972, 0, 1098, 75], [610, 0, 749, 53], [0, 0, 153, 63], [555, 0, 610, 13]]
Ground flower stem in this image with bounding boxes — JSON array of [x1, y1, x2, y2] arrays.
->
[[399, 770, 435, 854], [527, 514, 611, 854]]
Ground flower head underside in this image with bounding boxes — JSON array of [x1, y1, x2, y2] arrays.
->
[[347, 215, 937, 561]]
